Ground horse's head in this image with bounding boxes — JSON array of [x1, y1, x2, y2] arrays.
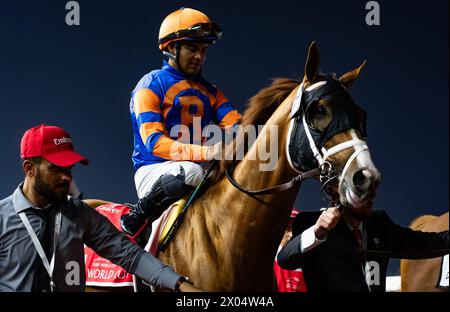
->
[[288, 42, 381, 215]]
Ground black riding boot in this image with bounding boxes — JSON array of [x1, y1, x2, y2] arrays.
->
[[121, 168, 195, 237]]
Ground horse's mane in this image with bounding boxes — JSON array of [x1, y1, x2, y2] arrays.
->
[[239, 78, 301, 128], [209, 78, 300, 183]]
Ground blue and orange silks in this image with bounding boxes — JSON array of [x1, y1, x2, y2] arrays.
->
[[130, 61, 241, 170]]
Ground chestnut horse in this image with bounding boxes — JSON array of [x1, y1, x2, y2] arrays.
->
[[400, 212, 449, 292], [85, 42, 380, 291]]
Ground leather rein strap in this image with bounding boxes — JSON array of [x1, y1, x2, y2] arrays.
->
[[225, 163, 321, 196]]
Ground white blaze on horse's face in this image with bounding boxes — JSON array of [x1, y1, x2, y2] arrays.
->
[[332, 129, 381, 209]]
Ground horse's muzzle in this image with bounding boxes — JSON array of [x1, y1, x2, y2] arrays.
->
[[352, 168, 380, 195], [341, 167, 381, 208]]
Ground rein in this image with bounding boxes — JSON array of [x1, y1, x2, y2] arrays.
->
[[223, 80, 360, 198], [225, 163, 322, 196]]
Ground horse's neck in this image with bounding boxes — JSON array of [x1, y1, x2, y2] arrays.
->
[[161, 91, 302, 290], [229, 98, 300, 218], [206, 95, 300, 288]]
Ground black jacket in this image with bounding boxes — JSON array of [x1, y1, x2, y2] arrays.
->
[[277, 210, 449, 292]]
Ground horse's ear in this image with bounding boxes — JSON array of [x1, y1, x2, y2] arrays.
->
[[304, 41, 320, 83], [339, 60, 367, 89]]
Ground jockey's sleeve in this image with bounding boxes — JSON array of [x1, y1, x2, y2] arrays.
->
[[82, 201, 181, 290], [213, 89, 241, 128], [133, 88, 210, 161]]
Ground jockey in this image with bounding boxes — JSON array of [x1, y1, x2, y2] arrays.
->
[[121, 8, 241, 236]]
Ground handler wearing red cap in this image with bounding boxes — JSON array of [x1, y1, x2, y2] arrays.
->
[[0, 124, 200, 292]]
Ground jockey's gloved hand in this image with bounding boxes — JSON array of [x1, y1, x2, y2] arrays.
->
[[206, 142, 223, 161]]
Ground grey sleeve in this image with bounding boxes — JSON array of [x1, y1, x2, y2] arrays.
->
[[134, 252, 181, 289], [80, 201, 181, 289]]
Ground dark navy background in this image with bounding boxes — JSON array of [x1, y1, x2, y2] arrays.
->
[[1, 1, 448, 276]]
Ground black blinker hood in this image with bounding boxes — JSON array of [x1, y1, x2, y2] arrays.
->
[[288, 78, 368, 172]]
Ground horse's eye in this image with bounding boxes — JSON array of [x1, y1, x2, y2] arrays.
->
[[306, 104, 329, 127], [315, 106, 326, 116]]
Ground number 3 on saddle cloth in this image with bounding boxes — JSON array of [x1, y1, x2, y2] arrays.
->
[[84, 201, 185, 288]]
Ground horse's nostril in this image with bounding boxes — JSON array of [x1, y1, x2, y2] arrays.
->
[[353, 168, 373, 192]]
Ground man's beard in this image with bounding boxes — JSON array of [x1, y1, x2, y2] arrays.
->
[[34, 169, 69, 205]]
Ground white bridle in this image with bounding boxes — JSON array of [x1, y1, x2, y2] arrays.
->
[[286, 81, 368, 190]]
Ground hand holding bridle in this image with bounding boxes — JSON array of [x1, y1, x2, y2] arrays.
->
[[314, 207, 342, 240]]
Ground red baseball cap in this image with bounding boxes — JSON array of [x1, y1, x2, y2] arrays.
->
[[20, 124, 89, 167]]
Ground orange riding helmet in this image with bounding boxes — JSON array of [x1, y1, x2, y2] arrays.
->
[[158, 8, 222, 51]]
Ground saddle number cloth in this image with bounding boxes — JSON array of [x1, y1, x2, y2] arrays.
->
[[437, 254, 449, 289], [273, 260, 307, 292], [84, 204, 135, 287]]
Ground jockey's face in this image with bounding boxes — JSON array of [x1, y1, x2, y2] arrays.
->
[[24, 158, 73, 205], [169, 42, 209, 76]]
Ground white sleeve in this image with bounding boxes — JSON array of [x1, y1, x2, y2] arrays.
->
[[300, 225, 327, 253]]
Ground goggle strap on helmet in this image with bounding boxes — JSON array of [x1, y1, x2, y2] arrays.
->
[[163, 50, 176, 61], [159, 23, 222, 46], [163, 43, 181, 68]]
